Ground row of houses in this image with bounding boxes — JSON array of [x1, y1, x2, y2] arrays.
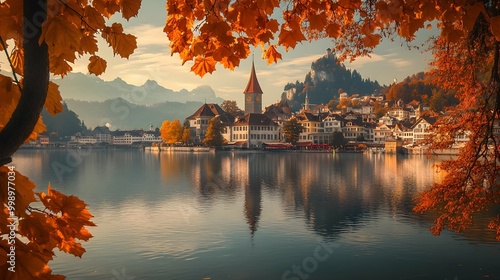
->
[[30, 126, 163, 146], [71, 126, 162, 145], [185, 100, 447, 148], [182, 58, 457, 148]]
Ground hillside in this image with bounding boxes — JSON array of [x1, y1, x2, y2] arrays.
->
[[65, 98, 205, 130], [282, 50, 381, 111], [52, 72, 224, 105], [385, 72, 458, 111]]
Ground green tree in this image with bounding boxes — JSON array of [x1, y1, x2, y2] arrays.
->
[[430, 89, 446, 112], [221, 100, 243, 116], [330, 131, 347, 149], [41, 103, 83, 137], [327, 99, 339, 111], [283, 117, 303, 145], [203, 116, 226, 147]]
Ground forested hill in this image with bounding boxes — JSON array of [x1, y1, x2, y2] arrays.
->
[[282, 51, 381, 111], [386, 72, 458, 111]]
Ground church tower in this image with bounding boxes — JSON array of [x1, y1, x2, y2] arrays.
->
[[243, 60, 263, 114]]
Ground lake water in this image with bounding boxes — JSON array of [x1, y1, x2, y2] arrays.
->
[[11, 149, 500, 280]]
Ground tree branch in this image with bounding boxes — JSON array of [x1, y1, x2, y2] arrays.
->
[[0, 0, 49, 165], [0, 36, 23, 92]]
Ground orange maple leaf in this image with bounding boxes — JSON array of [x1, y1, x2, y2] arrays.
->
[[221, 55, 240, 70], [44, 81, 63, 116], [0, 166, 37, 217], [263, 45, 282, 64], [49, 54, 73, 77], [39, 16, 81, 57], [102, 23, 138, 58], [88, 55, 107, 76], [191, 56, 216, 77], [119, 0, 142, 20]]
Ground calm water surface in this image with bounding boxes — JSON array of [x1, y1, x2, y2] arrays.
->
[[12, 150, 500, 280]]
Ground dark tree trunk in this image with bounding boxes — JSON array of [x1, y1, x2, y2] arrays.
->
[[0, 0, 49, 165]]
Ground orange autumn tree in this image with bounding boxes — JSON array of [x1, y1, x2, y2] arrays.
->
[[0, 0, 141, 278], [164, 0, 500, 239]]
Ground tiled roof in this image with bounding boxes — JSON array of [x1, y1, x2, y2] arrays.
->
[[187, 103, 235, 124], [243, 61, 263, 94], [234, 113, 278, 126]]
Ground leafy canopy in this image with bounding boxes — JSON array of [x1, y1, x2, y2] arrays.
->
[[164, 0, 500, 76]]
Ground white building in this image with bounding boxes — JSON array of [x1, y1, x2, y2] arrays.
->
[[231, 114, 280, 148], [411, 116, 436, 144]]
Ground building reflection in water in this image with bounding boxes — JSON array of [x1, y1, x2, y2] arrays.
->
[[161, 152, 443, 239]]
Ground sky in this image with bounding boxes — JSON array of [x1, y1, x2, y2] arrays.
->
[[1, 2, 437, 107]]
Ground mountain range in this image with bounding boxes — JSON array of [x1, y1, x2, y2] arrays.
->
[[52, 72, 223, 105], [64, 98, 205, 130], [47, 72, 223, 130]]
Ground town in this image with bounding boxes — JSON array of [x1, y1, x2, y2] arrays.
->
[[26, 50, 489, 155]]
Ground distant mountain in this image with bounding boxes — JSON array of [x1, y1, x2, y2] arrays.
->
[[282, 50, 381, 111], [65, 98, 206, 130], [52, 72, 224, 105]]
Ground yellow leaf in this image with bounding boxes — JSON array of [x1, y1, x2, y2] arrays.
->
[[263, 45, 282, 64], [9, 48, 23, 75], [119, 0, 142, 20], [490, 16, 500, 42], [88, 55, 107, 76], [191, 56, 216, 77], [44, 81, 63, 116], [39, 16, 82, 57]]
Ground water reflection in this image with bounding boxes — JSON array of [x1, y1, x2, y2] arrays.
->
[[157, 152, 442, 239], [11, 150, 500, 279]]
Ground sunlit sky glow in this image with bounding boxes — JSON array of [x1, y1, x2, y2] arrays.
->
[[0, 2, 438, 107]]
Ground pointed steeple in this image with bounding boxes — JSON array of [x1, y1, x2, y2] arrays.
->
[[304, 92, 310, 111], [243, 60, 263, 94]]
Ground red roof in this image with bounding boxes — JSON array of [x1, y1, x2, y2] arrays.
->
[[243, 61, 263, 94]]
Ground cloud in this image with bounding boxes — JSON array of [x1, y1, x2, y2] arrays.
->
[[389, 58, 412, 68], [127, 24, 168, 49], [346, 53, 385, 69]]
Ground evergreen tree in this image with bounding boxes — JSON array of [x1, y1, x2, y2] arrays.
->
[[41, 102, 83, 137], [330, 131, 347, 149]]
